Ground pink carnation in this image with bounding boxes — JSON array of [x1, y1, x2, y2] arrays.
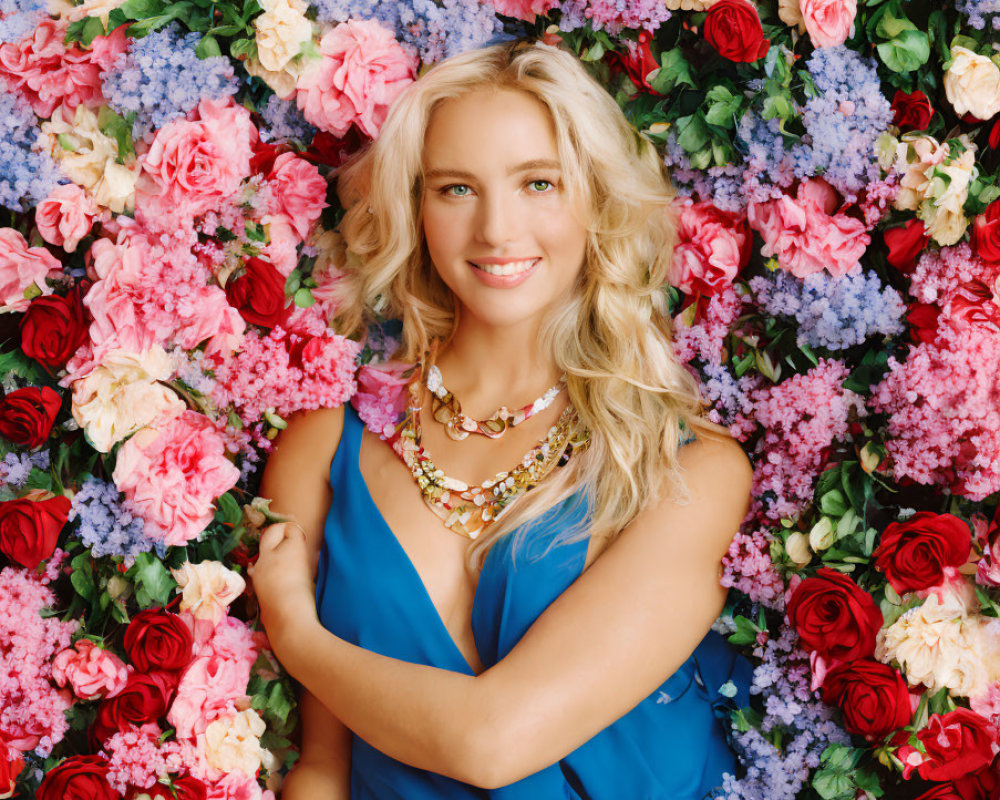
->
[[112, 410, 241, 546], [35, 183, 99, 253], [670, 199, 751, 296], [204, 772, 276, 800], [747, 179, 870, 278], [295, 19, 417, 139], [672, 284, 745, 366], [353, 360, 412, 438], [0, 20, 126, 117], [266, 153, 327, 240], [800, 0, 857, 48], [0, 227, 61, 313], [136, 99, 255, 229], [492, 0, 560, 20], [51, 640, 129, 700]]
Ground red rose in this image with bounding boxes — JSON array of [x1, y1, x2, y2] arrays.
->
[[225, 257, 290, 329], [971, 200, 1000, 265], [302, 128, 364, 169], [90, 671, 176, 746], [873, 512, 971, 594], [786, 568, 882, 661], [124, 609, 194, 673], [173, 774, 208, 800], [704, 0, 770, 63], [990, 119, 1000, 150], [954, 762, 1000, 800], [0, 494, 71, 568], [951, 279, 1000, 330], [19, 288, 90, 368], [0, 732, 24, 799], [0, 386, 61, 449], [884, 218, 929, 273], [891, 90, 934, 132], [906, 302, 940, 344], [821, 659, 912, 740], [36, 755, 118, 800], [610, 31, 659, 93], [915, 786, 964, 800], [915, 709, 999, 782]]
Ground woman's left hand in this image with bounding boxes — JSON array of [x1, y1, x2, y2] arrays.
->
[[250, 522, 319, 660]]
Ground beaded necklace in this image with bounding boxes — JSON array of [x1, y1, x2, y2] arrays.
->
[[387, 359, 589, 540]]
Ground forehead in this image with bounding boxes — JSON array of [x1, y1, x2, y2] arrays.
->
[[422, 88, 561, 171]]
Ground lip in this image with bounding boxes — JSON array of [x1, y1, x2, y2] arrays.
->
[[469, 256, 540, 265], [468, 258, 540, 289]]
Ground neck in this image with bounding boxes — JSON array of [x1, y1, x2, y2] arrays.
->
[[432, 314, 562, 417]]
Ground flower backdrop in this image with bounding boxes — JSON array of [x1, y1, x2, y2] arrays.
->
[[0, 0, 998, 796]]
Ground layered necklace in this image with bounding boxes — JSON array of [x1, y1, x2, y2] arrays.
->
[[386, 351, 588, 540]]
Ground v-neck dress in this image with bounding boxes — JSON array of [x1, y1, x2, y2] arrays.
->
[[315, 404, 751, 800]]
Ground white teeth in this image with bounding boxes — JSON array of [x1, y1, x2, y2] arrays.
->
[[475, 259, 537, 276]]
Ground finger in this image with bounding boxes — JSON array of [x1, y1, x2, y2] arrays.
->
[[259, 523, 290, 551]]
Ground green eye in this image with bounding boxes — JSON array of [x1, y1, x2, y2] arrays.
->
[[530, 180, 553, 192], [446, 185, 471, 196]]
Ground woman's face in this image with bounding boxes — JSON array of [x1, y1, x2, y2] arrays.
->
[[421, 88, 589, 332]]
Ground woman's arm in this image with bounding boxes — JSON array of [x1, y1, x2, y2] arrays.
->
[[253, 432, 753, 790], [280, 690, 352, 800]]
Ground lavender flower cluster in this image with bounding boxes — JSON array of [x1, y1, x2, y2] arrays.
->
[[0, 0, 46, 44], [749, 269, 906, 351], [0, 450, 50, 490], [100, 24, 239, 139], [69, 477, 161, 559], [792, 47, 892, 200], [0, 91, 63, 212], [258, 94, 316, 143], [556, 0, 670, 34], [310, 0, 504, 61], [956, 0, 1000, 29]]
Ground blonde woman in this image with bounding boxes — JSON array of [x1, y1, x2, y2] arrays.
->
[[252, 40, 753, 800]]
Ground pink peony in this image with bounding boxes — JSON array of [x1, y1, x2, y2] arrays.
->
[[0, 227, 61, 313], [295, 19, 417, 139], [112, 411, 241, 547], [266, 152, 327, 240], [35, 183, 98, 253], [51, 640, 129, 700], [670, 199, 751, 296], [259, 214, 300, 277], [800, 0, 857, 48], [136, 99, 255, 228], [747, 179, 870, 278], [491, 0, 560, 20]]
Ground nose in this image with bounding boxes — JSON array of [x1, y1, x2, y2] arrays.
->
[[474, 190, 519, 248]]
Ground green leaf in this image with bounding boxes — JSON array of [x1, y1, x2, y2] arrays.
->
[[293, 287, 316, 308], [216, 492, 243, 527], [675, 113, 710, 154], [118, 0, 165, 19], [820, 489, 848, 517], [873, 3, 917, 40], [727, 615, 761, 646], [133, 553, 176, 608], [97, 106, 136, 161], [70, 553, 96, 602], [229, 37, 258, 60], [648, 48, 695, 95], [195, 34, 222, 59], [704, 86, 742, 130], [877, 29, 930, 73], [813, 769, 855, 800]]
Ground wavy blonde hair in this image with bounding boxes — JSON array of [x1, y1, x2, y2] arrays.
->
[[333, 41, 723, 567]]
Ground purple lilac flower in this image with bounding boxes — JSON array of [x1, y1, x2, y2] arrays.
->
[[0, 91, 63, 212], [0, 0, 46, 44], [69, 477, 162, 558], [100, 24, 238, 139], [700, 364, 759, 427], [792, 47, 892, 201], [557, 0, 670, 34], [310, 0, 503, 62], [956, 0, 1000, 29], [0, 450, 51, 489], [259, 94, 316, 144], [749, 269, 905, 351]]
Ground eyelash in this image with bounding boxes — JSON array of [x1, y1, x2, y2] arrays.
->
[[440, 179, 558, 197]]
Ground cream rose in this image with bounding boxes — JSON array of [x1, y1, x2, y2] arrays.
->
[[201, 709, 267, 775], [172, 560, 246, 625], [70, 346, 185, 452], [255, 0, 312, 73], [778, 0, 807, 32], [60, 0, 125, 23], [944, 46, 1000, 121], [243, 55, 305, 100]]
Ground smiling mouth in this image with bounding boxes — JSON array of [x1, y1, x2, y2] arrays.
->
[[470, 258, 540, 276]]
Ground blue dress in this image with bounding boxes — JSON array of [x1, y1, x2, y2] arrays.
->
[[316, 405, 750, 799]]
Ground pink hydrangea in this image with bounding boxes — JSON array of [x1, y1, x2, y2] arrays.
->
[[353, 360, 412, 438], [0, 567, 77, 753], [872, 320, 1000, 500], [720, 526, 787, 610], [749, 359, 865, 520], [112, 410, 241, 546], [35, 183, 99, 253], [51, 640, 129, 700], [492, 0, 560, 20], [670, 199, 751, 297], [136, 98, 255, 229], [0, 227, 61, 313], [102, 723, 191, 795], [0, 20, 126, 117], [295, 19, 417, 138], [265, 153, 327, 240], [672, 284, 744, 365], [747, 179, 870, 278]]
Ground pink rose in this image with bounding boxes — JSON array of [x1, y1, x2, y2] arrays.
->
[[51, 640, 129, 700], [35, 184, 98, 253], [266, 153, 327, 240], [747, 179, 869, 278], [295, 19, 417, 138], [136, 99, 255, 227], [491, 0, 560, 20], [800, 0, 856, 47], [112, 411, 240, 546], [670, 199, 751, 296], [0, 227, 61, 313]]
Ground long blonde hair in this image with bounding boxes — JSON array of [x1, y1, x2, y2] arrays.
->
[[333, 41, 722, 566]]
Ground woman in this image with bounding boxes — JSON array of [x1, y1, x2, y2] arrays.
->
[[251, 40, 753, 799]]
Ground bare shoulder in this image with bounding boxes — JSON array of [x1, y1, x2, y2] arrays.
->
[[679, 428, 753, 496]]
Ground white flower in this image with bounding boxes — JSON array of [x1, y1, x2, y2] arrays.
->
[[254, 0, 312, 73], [172, 560, 246, 625], [944, 46, 1000, 122]]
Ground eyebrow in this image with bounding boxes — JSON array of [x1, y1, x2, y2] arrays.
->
[[424, 159, 562, 182]]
